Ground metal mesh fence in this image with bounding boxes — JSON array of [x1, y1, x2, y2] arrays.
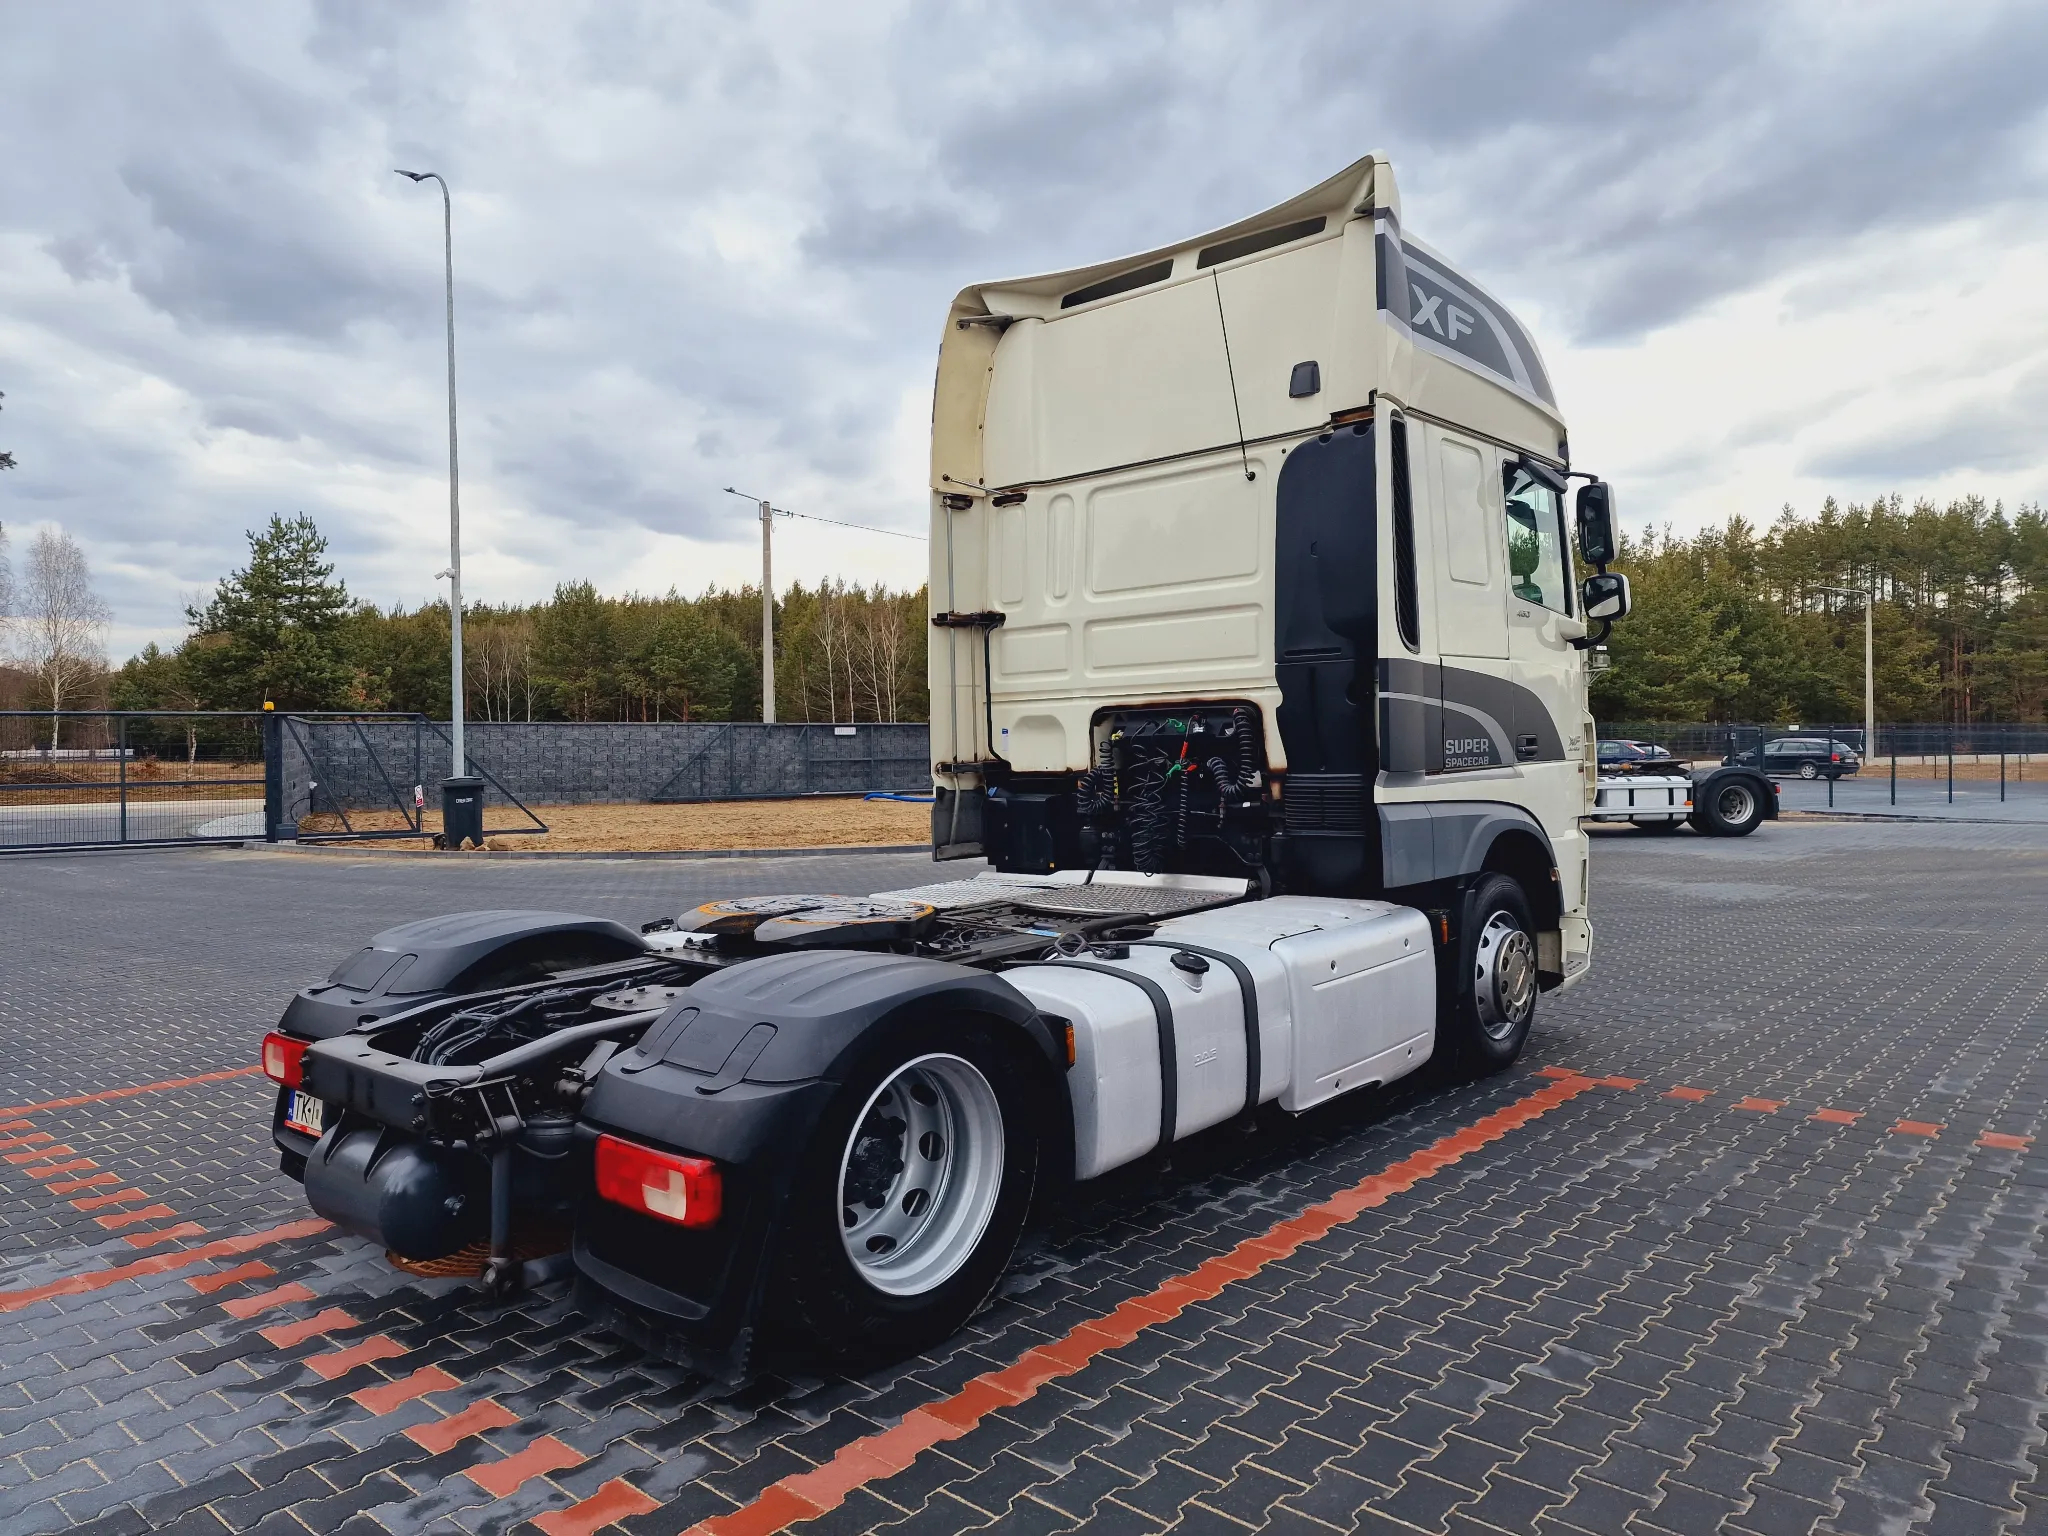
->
[[4, 714, 934, 852], [277, 719, 932, 816]]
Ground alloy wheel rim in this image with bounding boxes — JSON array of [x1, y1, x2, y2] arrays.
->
[[1472, 910, 1537, 1041], [837, 1053, 1004, 1297]]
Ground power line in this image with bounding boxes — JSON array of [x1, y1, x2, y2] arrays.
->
[[721, 486, 926, 541]]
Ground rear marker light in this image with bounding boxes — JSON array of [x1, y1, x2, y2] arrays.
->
[[594, 1134, 722, 1229], [261, 1032, 308, 1090]]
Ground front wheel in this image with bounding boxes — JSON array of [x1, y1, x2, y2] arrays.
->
[[774, 1020, 1043, 1366], [1437, 873, 1537, 1077]]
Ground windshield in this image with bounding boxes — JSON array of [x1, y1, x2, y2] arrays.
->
[[1504, 469, 1570, 614]]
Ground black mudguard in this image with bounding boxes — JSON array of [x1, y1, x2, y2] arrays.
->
[[1691, 765, 1779, 821], [270, 911, 659, 1173], [572, 949, 1069, 1380], [278, 910, 649, 1041]]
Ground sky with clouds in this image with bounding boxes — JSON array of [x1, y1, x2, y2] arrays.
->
[[4, 0, 2047, 658]]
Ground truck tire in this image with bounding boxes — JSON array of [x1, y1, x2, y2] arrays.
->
[[1695, 778, 1764, 837], [1439, 874, 1537, 1077], [774, 1018, 1043, 1366]]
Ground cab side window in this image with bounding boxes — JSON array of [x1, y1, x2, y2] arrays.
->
[[1503, 467, 1571, 614]]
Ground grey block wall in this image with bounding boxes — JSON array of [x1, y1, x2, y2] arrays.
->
[[277, 719, 931, 823]]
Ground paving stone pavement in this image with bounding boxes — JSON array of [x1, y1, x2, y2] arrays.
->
[[0, 825, 2044, 1534]]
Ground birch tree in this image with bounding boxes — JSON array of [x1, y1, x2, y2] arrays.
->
[[18, 527, 111, 748]]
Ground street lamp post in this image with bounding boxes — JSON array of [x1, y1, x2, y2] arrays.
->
[[396, 168, 480, 847], [1820, 585, 1875, 760]]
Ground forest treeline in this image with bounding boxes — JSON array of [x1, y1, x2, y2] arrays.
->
[[51, 491, 2048, 731], [107, 515, 930, 724], [1594, 495, 2048, 724]]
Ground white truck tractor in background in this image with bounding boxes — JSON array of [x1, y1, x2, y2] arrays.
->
[[266, 155, 1640, 1374]]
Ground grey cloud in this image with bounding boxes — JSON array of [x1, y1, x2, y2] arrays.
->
[[45, 235, 122, 284], [797, 200, 987, 271], [1799, 362, 2048, 483], [116, 154, 413, 338], [204, 398, 302, 441], [4, 0, 2046, 650]]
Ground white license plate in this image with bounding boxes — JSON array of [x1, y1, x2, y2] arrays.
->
[[285, 1091, 325, 1137]]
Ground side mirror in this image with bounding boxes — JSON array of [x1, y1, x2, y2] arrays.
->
[[1575, 481, 1618, 568], [1581, 570, 1631, 622], [1515, 455, 1568, 496]]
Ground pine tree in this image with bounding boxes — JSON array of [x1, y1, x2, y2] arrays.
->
[[184, 514, 358, 709]]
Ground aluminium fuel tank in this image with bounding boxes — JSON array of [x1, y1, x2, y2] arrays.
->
[[1004, 897, 1436, 1181]]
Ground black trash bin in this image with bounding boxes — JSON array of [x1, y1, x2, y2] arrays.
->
[[441, 775, 485, 850]]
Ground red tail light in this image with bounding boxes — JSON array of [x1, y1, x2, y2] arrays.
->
[[594, 1134, 722, 1229], [262, 1032, 308, 1089]]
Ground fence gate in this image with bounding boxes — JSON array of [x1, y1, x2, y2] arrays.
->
[[278, 714, 547, 844], [0, 710, 270, 854]]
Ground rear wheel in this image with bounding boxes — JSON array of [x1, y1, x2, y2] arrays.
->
[[775, 1019, 1042, 1366], [1438, 874, 1537, 1077], [1797, 761, 1820, 779], [1695, 777, 1764, 836]]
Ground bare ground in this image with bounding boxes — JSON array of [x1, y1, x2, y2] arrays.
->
[[0, 759, 265, 806], [297, 795, 933, 852]]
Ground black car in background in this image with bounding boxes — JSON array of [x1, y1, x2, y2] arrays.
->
[[1596, 739, 1678, 768], [1731, 735, 1861, 779]]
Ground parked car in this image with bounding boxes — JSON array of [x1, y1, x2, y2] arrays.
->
[[1596, 739, 1678, 768], [1731, 736, 1860, 779]]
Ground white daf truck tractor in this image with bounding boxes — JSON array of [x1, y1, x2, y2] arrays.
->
[[259, 154, 1637, 1378]]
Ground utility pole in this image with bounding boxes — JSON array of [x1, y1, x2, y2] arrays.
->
[[759, 498, 776, 723], [1820, 585, 1875, 760], [1863, 593, 1874, 758], [725, 488, 781, 723], [720, 485, 925, 724]]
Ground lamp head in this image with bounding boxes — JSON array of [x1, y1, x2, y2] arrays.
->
[[394, 169, 430, 182]]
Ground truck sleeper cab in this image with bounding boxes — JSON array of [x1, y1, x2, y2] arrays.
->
[[928, 152, 1616, 991], [263, 154, 1633, 1376]]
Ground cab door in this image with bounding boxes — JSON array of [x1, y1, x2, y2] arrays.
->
[[1501, 464, 1586, 832], [1426, 426, 1514, 772], [1429, 428, 1508, 662]]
